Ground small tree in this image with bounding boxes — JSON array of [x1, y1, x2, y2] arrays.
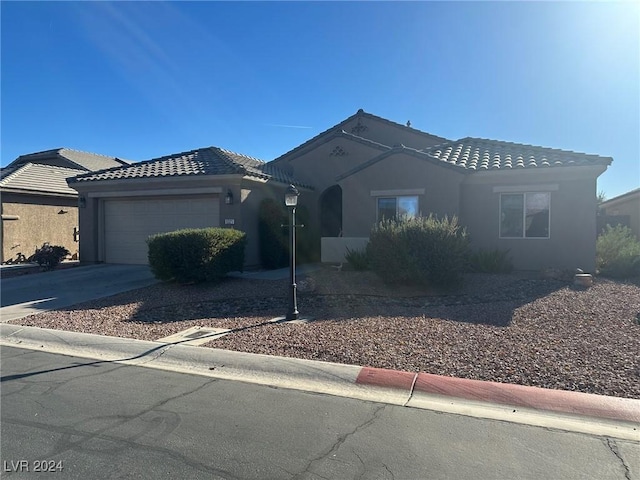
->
[[596, 225, 640, 278]]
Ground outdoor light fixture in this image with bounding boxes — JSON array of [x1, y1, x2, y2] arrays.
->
[[285, 184, 300, 320], [225, 189, 234, 205], [284, 184, 299, 207]]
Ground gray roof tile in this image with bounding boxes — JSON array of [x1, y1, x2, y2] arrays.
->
[[70, 147, 312, 188], [8, 148, 129, 172], [0, 163, 84, 195], [424, 137, 612, 170]]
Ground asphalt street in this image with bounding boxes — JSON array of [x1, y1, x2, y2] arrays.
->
[[2, 346, 638, 480]]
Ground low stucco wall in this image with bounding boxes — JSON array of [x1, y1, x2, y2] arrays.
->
[[321, 237, 369, 263], [2, 200, 79, 263]]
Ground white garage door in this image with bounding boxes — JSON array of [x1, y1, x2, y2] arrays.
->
[[104, 196, 220, 264]]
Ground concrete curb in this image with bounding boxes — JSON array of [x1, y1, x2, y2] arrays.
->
[[1, 323, 639, 442]]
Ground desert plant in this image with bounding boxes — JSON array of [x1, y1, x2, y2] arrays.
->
[[344, 246, 371, 271], [368, 215, 470, 288], [468, 248, 513, 273], [31, 243, 70, 270], [147, 228, 246, 283], [596, 225, 640, 278]]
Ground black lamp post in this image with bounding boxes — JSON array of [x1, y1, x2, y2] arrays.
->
[[285, 184, 300, 320]]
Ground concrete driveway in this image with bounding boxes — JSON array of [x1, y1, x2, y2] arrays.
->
[[0, 264, 158, 321]]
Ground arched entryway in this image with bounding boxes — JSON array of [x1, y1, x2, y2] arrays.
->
[[319, 185, 342, 237]]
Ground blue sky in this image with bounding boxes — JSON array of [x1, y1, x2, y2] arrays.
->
[[2, 1, 638, 198]]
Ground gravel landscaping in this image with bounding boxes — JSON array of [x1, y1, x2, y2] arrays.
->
[[6, 266, 640, 399]]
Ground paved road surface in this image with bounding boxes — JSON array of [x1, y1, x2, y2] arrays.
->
[[2, 346, 638, 479]]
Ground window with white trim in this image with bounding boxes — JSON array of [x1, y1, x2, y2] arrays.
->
[[377, 196, 419, 221], [500, 192, 550, 238]]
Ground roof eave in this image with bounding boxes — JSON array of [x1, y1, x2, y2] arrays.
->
[[0, 186, 78, 198]]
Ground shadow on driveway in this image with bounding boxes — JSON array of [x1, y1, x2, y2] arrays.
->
[[0, 264, 158, 321]]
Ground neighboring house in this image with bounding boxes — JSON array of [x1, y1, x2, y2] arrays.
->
[[67, 109, 612, 272], [0, 149, 128, 263], [598, 188, 640, 239], [68, 147, 311, 267]]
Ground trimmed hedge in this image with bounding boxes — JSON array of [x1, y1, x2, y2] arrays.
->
[[368, 215, 470, 288], [147, 228, 246, 283]]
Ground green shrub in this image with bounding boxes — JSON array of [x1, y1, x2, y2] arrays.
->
[[368, 215, 470, 288], [258, 198, 288, 269], [147, 228, 246, 283], [31, 243, 70, 270], [345, 246, 371, 271], [468, 248, 514, 273], [596, 225, 640, 278]]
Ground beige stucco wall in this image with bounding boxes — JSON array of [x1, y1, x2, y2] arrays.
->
[[321, 237, 369, 263], [238, 180, 294, 268], [460, 167, 603, 272], [284, 137, 388, 194], [2, 194, 78, 263], [601, 192, 640, 240], [338, 152, 465, 237]]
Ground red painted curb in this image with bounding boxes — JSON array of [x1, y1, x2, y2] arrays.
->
[[356, 367, 640, 425]]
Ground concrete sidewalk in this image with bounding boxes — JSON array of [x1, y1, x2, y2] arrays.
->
[[1, 323, 638, 442]]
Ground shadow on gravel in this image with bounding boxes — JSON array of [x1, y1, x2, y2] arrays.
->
[[29, 270, 570, 328], [116, 277, 568, 328]]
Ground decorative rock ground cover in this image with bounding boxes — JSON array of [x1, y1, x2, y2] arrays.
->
[[8, 267, 640, 399]]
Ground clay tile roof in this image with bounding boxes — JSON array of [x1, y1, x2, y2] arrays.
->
[[0, 163, 84, 196], [424, 137, 612, 171], [69, 146, 312, 188], [10, 148, 128, 172]]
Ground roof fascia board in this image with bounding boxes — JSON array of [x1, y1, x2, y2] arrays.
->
[[272, 126, 390, 166], [600, 189, 640, 208], [87, 186, 223, 198], [0, 187, 77, 198], [336, 146, 465, 182], [462, 164, 609, 183], [359, 111, 449, 144], [69, 173, 244, 190], [270, 111, 362, 164]]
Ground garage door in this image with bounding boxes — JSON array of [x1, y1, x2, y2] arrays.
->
[[104, 196, 220, 264]]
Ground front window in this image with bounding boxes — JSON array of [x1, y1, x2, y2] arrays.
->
[[500, 192, 550, 238], [377, 196, 418, 221]]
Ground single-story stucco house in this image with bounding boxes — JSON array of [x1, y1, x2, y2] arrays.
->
[[67, 109, 612, 272], [0, 148, 128, 263], [598, 188, 640, 239], [68, 147, 312, 266]]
